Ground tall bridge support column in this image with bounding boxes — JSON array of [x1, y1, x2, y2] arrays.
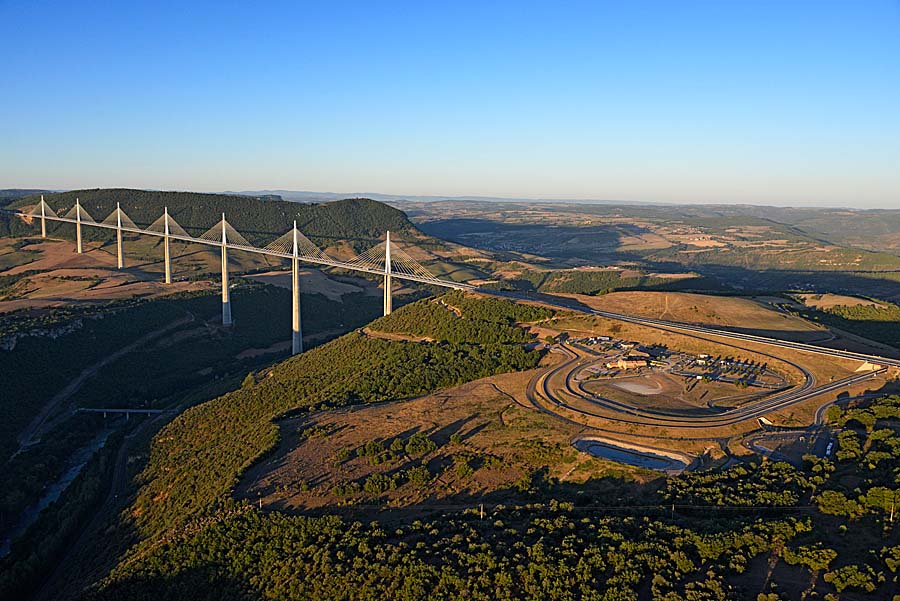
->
[[116, 202, 124, 269], [291, 222, 303, 354], [221, 214, 232, 326], [40, 195, 47, 238], [75, 199, 83, 254], [163, 207, 172, 284], [383, 230, 392, 316]]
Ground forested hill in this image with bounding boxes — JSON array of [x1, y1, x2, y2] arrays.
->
[[3, 189, 422, 249], [0, 189, 52, 207]]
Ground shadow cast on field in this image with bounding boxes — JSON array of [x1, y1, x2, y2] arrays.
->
[[635, 258, 900, 301], [419, 218, 631, 259]]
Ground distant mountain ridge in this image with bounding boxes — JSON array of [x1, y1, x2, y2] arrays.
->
[[227, 189, 899, 213], [0, 189, 55, 207], [226, 189, 656, 206]]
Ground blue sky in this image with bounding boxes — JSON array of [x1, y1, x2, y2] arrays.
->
[[2, 1, 898, 207]]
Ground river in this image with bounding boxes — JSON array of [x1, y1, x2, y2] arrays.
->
[[0, 429, 111, 558]]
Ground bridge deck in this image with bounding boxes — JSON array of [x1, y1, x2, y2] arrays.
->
[[3, 208, 473, 291]]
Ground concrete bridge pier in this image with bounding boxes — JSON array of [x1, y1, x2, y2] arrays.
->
[[221, 214, 232, 326], [383, 230, 392, 316], [75, 199, 83, 254], [40, 195, 47, 238], [291, 222, 303, 354], [116, 202, 124, 269], [163, 207, 172, 284]]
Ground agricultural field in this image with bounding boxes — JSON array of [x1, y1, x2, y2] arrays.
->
[[563, 290, 828, 340], [403, 200, 900, 301], [796, 293, 888, 310]]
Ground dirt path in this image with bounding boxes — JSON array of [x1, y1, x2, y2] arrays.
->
[[659, 294, 670, 320], [13, 313, 195, 455], [436, 298, 463, 317]]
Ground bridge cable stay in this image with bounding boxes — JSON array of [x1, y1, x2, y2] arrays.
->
[[100, 203, 137, 268], [145, 211, 192, 239], [344, 240, 388, 272], [27, 198, 59, 218], [263, 225, 330, 260], [344, 236, 438, 281], [388, 244, 437, 281], [28, 198, 58, 238], [100, 206, 139, 229], [198, 217, 252, 248], [62, 202, 97, 223], [65, 200, 93, 253]]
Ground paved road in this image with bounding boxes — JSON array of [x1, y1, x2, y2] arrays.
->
[[478, 288, 896, 430], [527, 342, 885, 429], [483, 289, 900, 368]]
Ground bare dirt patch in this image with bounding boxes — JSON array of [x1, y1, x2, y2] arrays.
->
[[235, 369, 656, 516], [581, 370, 766, 413], [3, 240, 120, 275], [611, 378, 664, 395]]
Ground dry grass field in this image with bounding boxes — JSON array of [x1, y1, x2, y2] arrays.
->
[[0, 238, 218, 312], [797, 292, 887, 309], [236, 367, 658, 516], [559, 291, 827, 340]]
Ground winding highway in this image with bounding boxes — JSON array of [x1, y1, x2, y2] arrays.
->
[[527, 345, 886, 429], [528, 343, 886, 429], [496, 289, 898, 430]]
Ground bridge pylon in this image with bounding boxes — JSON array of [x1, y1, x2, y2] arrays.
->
[[75, 198, 83, 254], [221, 213, 232, 326], [383, 230, 392, 316], [115, 202, 124, 269], [40, 195, 47, 238], [291, 222, 303, 354], [163, 207, 172, 284]]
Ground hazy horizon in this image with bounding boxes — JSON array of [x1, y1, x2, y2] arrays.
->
[[2, 1, 898, 208], [4, 186, 897, 212]]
